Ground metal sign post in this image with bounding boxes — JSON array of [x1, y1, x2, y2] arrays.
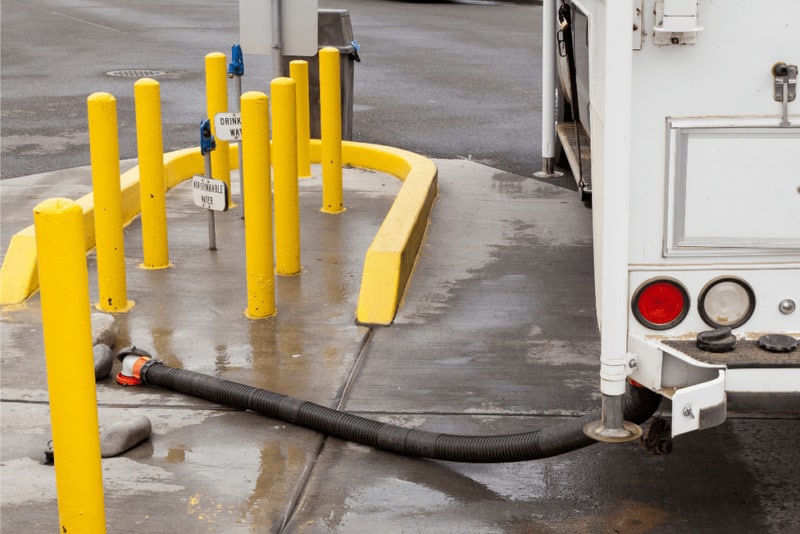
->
[[228, 44, 245, 216], [271, 0, 283, 76], [200, 119, 218, 250]]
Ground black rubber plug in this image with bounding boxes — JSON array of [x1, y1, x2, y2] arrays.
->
[[696, 327, 737, 353], [757, 334, 799, 353]]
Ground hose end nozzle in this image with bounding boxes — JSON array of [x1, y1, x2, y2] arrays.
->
[[115, 346, 153, 386]]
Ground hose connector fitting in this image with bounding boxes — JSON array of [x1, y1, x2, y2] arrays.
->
[[115, 346, 154, 386]]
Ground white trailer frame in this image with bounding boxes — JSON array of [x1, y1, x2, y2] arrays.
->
[[542, 0, 800, 440]]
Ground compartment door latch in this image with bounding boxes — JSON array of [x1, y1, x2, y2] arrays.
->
[[773, 62, 797, 127]]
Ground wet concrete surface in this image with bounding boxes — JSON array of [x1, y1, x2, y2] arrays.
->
[[4, 1, 798, 531], [2, 160, 799, 533]]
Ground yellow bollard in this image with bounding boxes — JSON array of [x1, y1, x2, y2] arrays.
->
[[290, 60, 313, 178], [134, 78, 170, 269], [271, 77, 301, 276], [87, 92, 134, 313], [205, 52, 232, 207], [241, 91, 276, 318], [34, 198, 106, 534], [319, 47, 345, 214]]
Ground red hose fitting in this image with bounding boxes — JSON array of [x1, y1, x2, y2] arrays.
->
[[115, 347, 153, 386]]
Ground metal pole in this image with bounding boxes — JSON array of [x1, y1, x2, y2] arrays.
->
[[204, 152, 217, 251], [271, 0, 284, 77], [229, 44, 245, 215], [535, 0, 563, 178], [235, 74, 244, 213], [200, 119, 218, 251]]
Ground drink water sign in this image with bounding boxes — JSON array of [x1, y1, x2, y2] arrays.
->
[[213, 112, 242, 142]]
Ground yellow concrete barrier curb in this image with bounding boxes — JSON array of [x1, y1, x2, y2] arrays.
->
[[1, 141, 437, 326], [320, 141, 439, 325]]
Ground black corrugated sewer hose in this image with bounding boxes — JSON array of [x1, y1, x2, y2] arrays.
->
[[118, 350, 661, 463]]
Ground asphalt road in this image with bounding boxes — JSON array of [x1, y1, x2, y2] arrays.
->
[[1, 0, 557, 184]]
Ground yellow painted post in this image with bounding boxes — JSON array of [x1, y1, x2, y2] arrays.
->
[[241, 91, 276, 318], [34, 198, 106, 534], [271, 77, 301, 275], [134, 78, 170, 269], [290, 60, 313, 178], [319, 47, 345, 214], [205, 52, 232, 207], [87, 92, 134, 313]]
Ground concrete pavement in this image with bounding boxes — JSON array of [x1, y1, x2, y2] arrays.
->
[[2, 158, 799, 533]]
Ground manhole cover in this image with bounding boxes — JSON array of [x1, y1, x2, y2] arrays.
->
[[106, 69, 168, 78]]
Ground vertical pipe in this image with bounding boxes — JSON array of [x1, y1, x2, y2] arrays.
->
[[319, 47, 345, 214], [290, 60, 313, 178], [134, 78, 170, 269], [204, 153, 217, 251], [598, 1, 633, 400], [87, 92, 134, 313], [271, 77, 301, 275], [241, 91, 276, 317], [538, 0, 559, 177], [271, 0, 284, 77], [205, 52, 232, 207], [584, 1, 641, 442], [228, 44, 246, 213], [34, 198, 106, 534], [234, 75, 245, 213]]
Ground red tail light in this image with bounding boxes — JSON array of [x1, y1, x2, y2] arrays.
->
[[633, 279, 689, 330]]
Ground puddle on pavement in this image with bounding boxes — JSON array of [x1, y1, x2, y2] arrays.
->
[[541, 500, 669, 533]]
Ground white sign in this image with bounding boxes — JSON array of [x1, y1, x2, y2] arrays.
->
[[239, 0, 318, 57], [192, 176, 228, 212], [214, 112, 242, 141]]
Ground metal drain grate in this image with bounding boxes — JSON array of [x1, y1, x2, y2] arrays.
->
[[106, 69, 168, 78]]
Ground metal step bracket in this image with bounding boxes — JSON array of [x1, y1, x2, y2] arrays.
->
[[654, 0, 703, 46], [556, 121, 592, 200], [670, 372, 726, 436], [628, 333, 727, 436]]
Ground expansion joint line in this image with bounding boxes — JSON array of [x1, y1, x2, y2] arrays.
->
[[278, 326, 376, 532]]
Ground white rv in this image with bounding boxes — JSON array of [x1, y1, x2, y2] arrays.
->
[[540, 0, 799, 441]]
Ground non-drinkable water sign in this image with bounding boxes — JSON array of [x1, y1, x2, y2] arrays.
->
[[214, 112, 242, 141], [192, 175, 228, 212]]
